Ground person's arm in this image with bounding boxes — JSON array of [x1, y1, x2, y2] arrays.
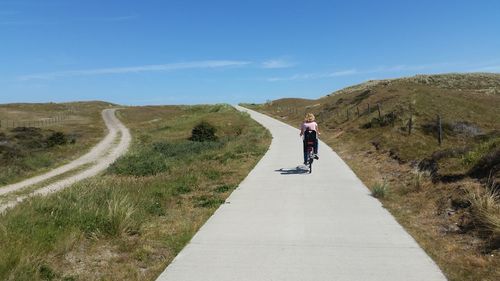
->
[[299, 123, 304, 136], [316, 123, 321, 135]]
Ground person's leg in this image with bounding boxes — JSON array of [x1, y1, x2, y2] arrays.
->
[[313, 139, 319, 159], [303, 140, 307, 164]]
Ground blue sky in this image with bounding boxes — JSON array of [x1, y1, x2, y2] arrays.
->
[[1, 0, 499, 105]]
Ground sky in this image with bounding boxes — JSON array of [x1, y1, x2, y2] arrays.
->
[[1, 0, 500, 105]]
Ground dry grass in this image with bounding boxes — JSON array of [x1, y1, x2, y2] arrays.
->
[[246, 73, 500, 281], [467, 187, 500, 239]]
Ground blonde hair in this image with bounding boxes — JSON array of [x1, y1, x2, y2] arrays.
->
[[305, 113, 315, 122]]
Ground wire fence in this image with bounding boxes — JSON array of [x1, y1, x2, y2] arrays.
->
[[0, 111, 72, 129], [271, 102, 446, 146]]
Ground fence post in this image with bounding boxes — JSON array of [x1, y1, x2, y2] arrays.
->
[[367, 103, 370, 114], [356, 106, 360, 117], [377, 103, 382, 119], [346, 108, 350, 120], [408, 114, 413, 135], [437, 114, 442, 145]]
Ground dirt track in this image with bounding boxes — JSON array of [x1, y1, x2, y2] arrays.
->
[[0, 108, 131, 213]]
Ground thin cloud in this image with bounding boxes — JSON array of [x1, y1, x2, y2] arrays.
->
[[262, 59, 295, 69], [266, 62, 464, 82], [0, 11, 20, 16], [19, 60, 251, 80], [0, 20, 51, 26], [267, 69, 357, 81], [82, 15, 139, 22], [1, 14, 138, 26], [327, 69, 358, 77], [469, 65, 500, 73]]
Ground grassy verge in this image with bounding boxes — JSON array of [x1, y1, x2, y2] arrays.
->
[[0, 104, 271, 280], [0, 101, 113, 185], [243, 73, 500, 281]]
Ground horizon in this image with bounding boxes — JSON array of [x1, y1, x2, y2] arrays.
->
[[1, 0, 500, 105], [1, 72, 499, 107]]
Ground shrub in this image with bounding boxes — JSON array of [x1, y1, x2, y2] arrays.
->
[[372, 181, 389, 198], [463, 139, 497, 165], [361, 112, 399, 129], [46, 131, 68, 147], [189, 121, 218, 142]]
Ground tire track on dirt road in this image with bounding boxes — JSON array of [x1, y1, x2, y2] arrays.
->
[[0, 108, 131, 213]]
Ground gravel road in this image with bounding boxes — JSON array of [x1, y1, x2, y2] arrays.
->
[[0, 108, 131, 213]]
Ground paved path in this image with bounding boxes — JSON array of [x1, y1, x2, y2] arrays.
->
[[0, 108, 131, 213], [156, 106, 447, 281]]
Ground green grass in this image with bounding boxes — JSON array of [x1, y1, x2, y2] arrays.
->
[[462, 137, 500, 167], [0, 104, 271, 280]]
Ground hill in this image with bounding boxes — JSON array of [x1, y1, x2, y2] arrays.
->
[[244, 73, 500, 281]]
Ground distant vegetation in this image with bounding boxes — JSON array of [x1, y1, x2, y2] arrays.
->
[[244, 73, 500, 281], [0, 104, 271, 280]]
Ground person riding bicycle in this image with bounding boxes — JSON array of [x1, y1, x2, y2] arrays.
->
[[299, 113, 320, 165]]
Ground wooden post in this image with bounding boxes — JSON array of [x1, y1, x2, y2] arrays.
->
[[377, 103, 381, 119], [437, 114, 442, 145], [356, 106, 360, 117], [367, 103, 370, 114], [408, 114, 413, 135], [346, 108, 350, 120]]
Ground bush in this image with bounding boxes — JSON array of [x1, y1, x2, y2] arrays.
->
[[46, 131, 68, 147], [189, 121, 218, 142], [361, 112, 399, 129]]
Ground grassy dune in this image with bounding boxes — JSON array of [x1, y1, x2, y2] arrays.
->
[[0, 104, 270, 280], [0, 101, 113, 185], [245, 73, 500, 281]]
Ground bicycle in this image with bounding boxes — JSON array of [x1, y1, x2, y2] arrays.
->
[[305, 140, 315, 173], [303, 129, 318, 173]]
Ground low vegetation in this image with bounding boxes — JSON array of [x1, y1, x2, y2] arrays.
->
[[0, 104, 271, 280], [245, 73, 500, 281], [0, 101, 113, 185], [371, 181, 389, 198]]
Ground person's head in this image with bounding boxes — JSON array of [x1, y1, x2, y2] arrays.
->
[[305, 113, 315, 122]]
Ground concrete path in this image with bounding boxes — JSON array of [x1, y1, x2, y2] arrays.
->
[[156, 106, 447, 281], [0, 108, 131, 213]]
